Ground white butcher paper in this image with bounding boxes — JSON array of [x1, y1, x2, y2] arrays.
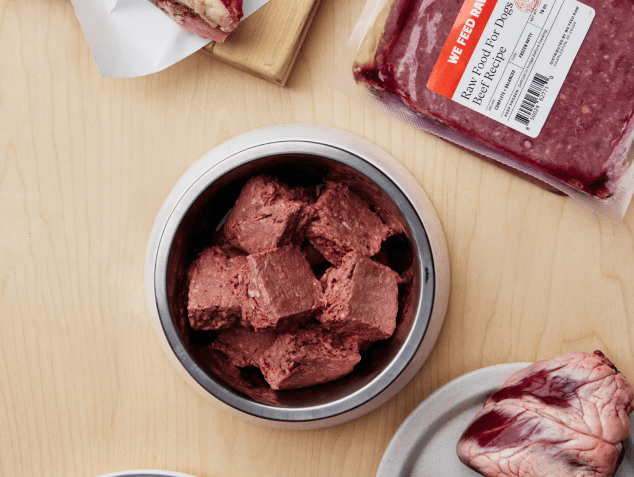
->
[[70, 0, 270, 78]]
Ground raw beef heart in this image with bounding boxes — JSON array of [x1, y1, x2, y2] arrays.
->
[[457, 351, 634, 477]]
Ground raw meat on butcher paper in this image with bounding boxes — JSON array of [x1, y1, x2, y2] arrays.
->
[[148, 0, 243, 42], [457, 351, 634, 477]]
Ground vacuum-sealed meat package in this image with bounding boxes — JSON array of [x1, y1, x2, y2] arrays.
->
[[333, 0, 634, 220]]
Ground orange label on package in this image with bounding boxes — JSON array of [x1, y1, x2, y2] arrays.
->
[[427, 0, 499, 99]]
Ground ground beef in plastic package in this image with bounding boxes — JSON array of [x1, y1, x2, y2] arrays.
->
[[353, 0, 634, 199]]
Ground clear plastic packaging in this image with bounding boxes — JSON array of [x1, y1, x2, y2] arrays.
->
[[333, 0, 634, 221]]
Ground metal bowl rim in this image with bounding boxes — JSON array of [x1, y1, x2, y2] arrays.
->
[[151, 140, 436, 422]]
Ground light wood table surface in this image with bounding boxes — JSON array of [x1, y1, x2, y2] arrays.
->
[[2, 1, 634, 476]]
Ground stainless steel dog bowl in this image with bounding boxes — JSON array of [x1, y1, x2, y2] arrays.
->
[[145, 124, 450, 429]]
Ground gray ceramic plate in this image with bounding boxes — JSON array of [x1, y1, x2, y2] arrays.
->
[[376, 363, 634, 477]]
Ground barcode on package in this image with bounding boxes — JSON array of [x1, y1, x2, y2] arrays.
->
[[515, 73, 550, 126], [427, 0, 595, 138]]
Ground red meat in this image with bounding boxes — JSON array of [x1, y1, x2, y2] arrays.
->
[[305, 182, 389, 264], [457, 351, 634, 477], [187, 246, 247, 330], [258, 326, 361, 390], [224, 175, 314, 255], [319, 252, 399, 344], [212, 325, 277, 368], [241, 246, 323, 331]]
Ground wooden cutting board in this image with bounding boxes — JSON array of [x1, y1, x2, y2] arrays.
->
[[202, 0, 322, 86]]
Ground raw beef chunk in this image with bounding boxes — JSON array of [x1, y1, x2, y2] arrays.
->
[[302, 242, 328, 269], [212, 326, 277, 368], [354, 0, 634, 198], [185, 174, 410, 391], [212, 228, 248, 258], [259, 326, 361, 390], [319, 252, 399, 343], [224, 175, 314, 255], [187, 246, 247, 330], [306, 182, 389, 264], [148, 0, 243, 42], [457, 351, 634, 477], [242, 246, 322, 331]]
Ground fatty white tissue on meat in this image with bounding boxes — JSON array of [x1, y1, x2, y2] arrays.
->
[[457, 351, 634, 477], [178, 0, 230, 28]]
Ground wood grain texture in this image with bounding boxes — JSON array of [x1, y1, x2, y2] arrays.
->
[[203, 0, 322, 85], [1, 0, 633, 476]]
